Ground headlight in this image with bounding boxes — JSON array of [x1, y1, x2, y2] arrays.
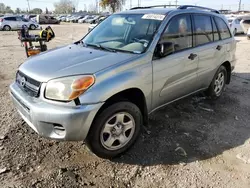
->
[[45, 75, 95, 101]]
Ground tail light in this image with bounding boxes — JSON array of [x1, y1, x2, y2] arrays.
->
[[0, 18, 3, 22]]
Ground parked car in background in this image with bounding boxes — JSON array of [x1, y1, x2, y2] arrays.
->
[[78, 15, 90, 23], [37, 15, 60, 24], [0, 16, 39, 31], [240, 19, 250, 39], [88, 16, 101, 24], [85, 15, 97, 23], [88, 16, 107, 32], [24, 14, 37, 21], [66, 15, 73, 22], [10, 5, 236, 158], [227, 17, 244, 35], [60, 16, 67, 22], [56, 15, 66, 22], [71, 15, 86, 23]]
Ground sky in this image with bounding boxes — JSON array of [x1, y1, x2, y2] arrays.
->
[[1, 0, 249, 12]]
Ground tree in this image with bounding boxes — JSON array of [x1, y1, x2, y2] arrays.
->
[[15, 8, 21, 14], [5, 6, 14, 14], [54, 0, 74, 14], [45, 7, 49, 14], [29, 8, 42, 14], [100, 0, 125, 13], [0, 3, 5, 13]]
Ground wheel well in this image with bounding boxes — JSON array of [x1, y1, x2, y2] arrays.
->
[[221, 61, 231, 84], [95, 88, 148, 126]]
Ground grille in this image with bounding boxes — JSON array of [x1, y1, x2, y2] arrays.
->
[[16, 71, 41, 97]]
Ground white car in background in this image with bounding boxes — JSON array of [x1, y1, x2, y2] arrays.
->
[[0, 16, 39, 31], [78, 15, 90, 23], [227, 17, 244, 35]]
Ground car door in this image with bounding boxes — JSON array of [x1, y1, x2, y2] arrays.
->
[[15, 17, 25, 29], [214, 17, 235, 68], [192, 14, 226, 89], [5, 17, 17, 29], [152, 14, 199, 110]]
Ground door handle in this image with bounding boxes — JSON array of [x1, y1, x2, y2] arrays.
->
[[216, 45, 222, 51], [188, 53, 197, 60]]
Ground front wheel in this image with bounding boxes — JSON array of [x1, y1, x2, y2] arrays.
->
[[86, 102, 142, 159], [206, 65, 227, 99], [30, 24, 36, 30]]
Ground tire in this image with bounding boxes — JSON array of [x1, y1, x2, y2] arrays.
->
[[3, 25, 11, 31], [86, 101, 142, 159], [206, 65, 227, 100], [30, 24, 36, 30]]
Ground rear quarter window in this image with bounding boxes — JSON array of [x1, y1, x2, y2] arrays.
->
[[4, 17, 16, 21], [214, 17, 231, 40]]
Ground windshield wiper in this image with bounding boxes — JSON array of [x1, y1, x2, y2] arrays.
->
[[85, 43, 117, 53], [112, 48, 141, 54]]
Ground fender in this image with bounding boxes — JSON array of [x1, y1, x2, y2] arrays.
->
[[78, 54, 153, 111]]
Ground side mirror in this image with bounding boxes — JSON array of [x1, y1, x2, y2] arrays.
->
[[155, 42, 175, 58]]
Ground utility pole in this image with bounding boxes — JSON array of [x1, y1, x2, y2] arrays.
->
[[27, 0, 30, 12], [238, 0, 242, 11], [175, 0, 178, 8]]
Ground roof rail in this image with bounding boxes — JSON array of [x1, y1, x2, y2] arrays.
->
[[178, 5, 220, 14], [130, 5, 179, 10]]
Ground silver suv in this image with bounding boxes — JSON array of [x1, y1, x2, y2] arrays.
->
[[10, 6, 236, 158], [0, 16, 39, 31]]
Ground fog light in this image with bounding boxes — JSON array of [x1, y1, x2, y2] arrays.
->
[[53, 124, 66, 136]]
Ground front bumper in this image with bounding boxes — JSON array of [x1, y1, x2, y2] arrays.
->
[[10, 82, 103, 141]]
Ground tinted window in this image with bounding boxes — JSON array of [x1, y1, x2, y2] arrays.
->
[[215, 17, 231, 39], [193, 15, 213, 46], [212, 18, 220, 41], [160, 14, 192, 54], [235, 19, 240, 24], [4, 17, 16, 21], [16, 17, 22, 21]]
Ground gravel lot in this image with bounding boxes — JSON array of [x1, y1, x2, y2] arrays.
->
[[0, 23, 250, 188]]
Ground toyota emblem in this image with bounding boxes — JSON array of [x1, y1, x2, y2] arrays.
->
[[20, 77, 26, 87]]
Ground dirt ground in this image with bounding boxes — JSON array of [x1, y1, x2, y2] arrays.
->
[[0, 23, 250, 188]]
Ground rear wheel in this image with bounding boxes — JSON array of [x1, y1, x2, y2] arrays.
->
[[206, 65, 227, 99], [86, 101, 142, 159], [3, 25, 11, 31]]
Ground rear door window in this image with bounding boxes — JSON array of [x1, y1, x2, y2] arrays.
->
[[214, 17, 231, 40], [193, 15, 213, 46]]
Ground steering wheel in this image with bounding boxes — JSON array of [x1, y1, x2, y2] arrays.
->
[[133, 38, 149, 44]]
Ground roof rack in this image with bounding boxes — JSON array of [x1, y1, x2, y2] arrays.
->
[[130, 5, 179, 10], [178, 5, 220, 14]]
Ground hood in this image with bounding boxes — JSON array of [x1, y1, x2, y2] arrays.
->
[[19, 44, 136, 82]]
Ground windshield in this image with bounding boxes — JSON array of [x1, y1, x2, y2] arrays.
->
[[83, 14, 164, 53]]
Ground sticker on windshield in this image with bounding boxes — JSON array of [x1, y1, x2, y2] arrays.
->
[[142, 14, 165, 21]]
